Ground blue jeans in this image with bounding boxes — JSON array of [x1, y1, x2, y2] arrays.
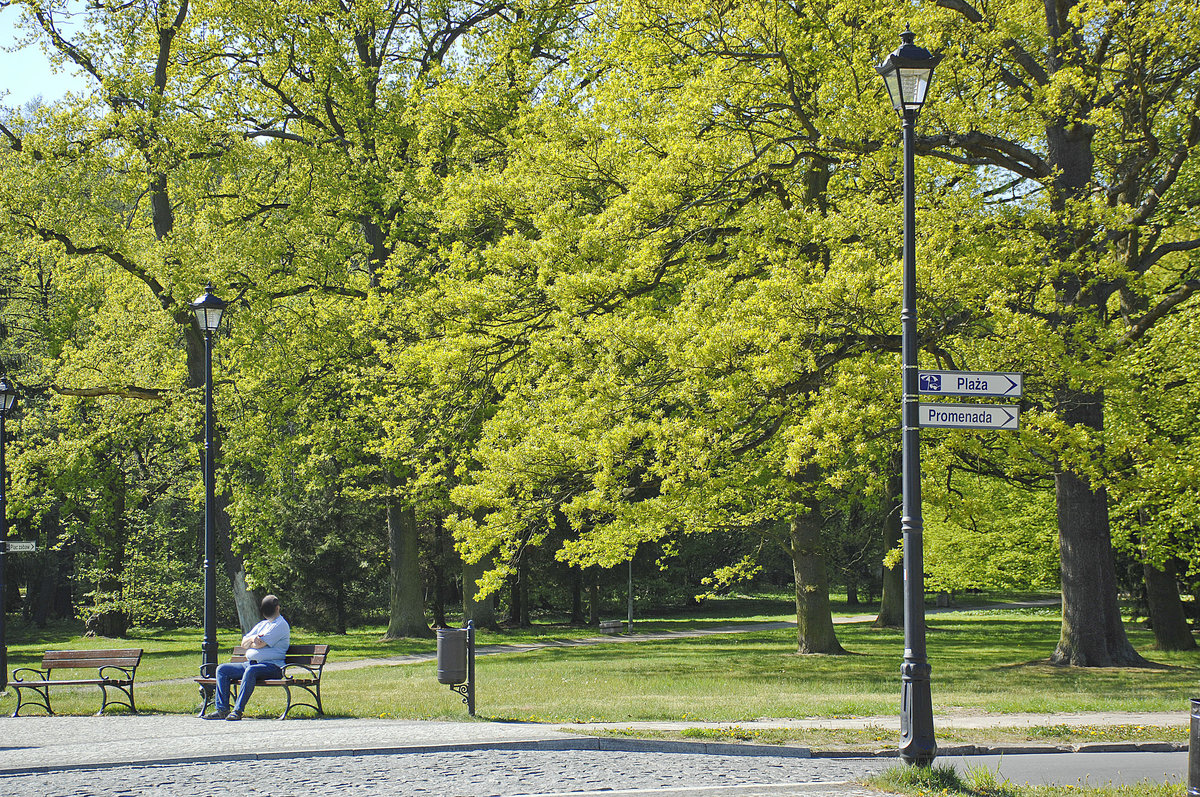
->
[[215, 661, 283, 714]]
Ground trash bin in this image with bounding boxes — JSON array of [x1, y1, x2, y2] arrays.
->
[[437, 628, 468, 685], [1190, 698, 1200, 797]]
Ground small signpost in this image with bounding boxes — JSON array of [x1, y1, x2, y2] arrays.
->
[[919, 402, 1019, 431], [918, 370, 1022, 398], [4, 541, 36, 553]]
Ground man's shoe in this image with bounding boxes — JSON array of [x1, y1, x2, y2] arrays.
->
[[226, 711, 243, 721], [202, 710, 228, 720]]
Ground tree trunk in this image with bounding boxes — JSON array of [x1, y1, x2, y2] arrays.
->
[[335, 564, 348, 635], [589, 571, 600, 625], [1144, 560, 1196, 651], [431, 515, 449, 628], [385, 502, 431, 638], [463, 553, 498, 629], [509, 557, 531, 626], [789, 513, 846, 655], [570, 567, 585, 624], [875, 454, 904, 628], [1051, 431, 1148, 666]]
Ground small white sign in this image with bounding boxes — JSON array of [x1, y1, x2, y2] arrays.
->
[[5, 541, 37, 552], [919, 403, 1019, 431], [918, 371, 1022, 398]]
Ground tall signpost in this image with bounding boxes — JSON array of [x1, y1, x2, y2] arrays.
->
[[191, 286, 227, 691], [877, 26, 942, 767]]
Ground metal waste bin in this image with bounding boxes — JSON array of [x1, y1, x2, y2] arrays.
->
[[437, 628, 468, 685], [1190, 698, 1200, 797]]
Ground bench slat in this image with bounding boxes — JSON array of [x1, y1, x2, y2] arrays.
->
[[43, 650, 142, 669], [16, 678, 112, 687]]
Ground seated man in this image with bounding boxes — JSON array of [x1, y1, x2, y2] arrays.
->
[[204, 594, 290, 721]]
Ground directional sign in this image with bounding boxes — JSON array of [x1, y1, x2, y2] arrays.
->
[[918, 370, 1022, 398], [4, 541, 37, 552], [919, 403, 1019, 431]]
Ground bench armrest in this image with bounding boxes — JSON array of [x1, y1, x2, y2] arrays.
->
[[99, 665, 136, 683], [11, 667, 49, 682], [282, 663, 320, 680]]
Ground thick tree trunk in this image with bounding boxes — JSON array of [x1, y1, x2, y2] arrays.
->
[[789, 513, 846, 655], [875, 455, 904, 628], [385, 502, 432, 638], [1144, 561, 1196, 651], [463, 553, 498, 629], [1051, 398, 1148, 666]]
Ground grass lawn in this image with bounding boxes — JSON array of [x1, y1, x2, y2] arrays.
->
[[3, 601, 1197, 724], [870, 763, 1183, 797]]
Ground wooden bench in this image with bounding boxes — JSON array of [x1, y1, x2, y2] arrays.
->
[[10, 649, 142, 717], [194, 644, 330, 719]]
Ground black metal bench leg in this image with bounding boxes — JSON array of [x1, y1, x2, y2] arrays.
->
[[198, 684, 213, 717], [12, 684, 53, 718]]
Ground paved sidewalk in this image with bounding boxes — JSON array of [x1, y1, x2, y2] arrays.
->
[[0, 710, 1187, 776], [0, 713, 1188, 797]]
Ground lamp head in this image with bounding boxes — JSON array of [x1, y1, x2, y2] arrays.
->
[[0, 376, 16, 414], [191, 284, 227, 334], [876, 25, 942, 115]]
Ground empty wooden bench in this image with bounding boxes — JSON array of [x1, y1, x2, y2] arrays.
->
[[10, 649, 142, 717], [195, 644, 330, 719]]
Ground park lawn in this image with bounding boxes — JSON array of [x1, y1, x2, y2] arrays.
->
[[3, 606, 1195, 722], [870, 763, 1183, 797]]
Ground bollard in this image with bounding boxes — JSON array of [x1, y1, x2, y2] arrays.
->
[[1190, 699, 1200, 797]]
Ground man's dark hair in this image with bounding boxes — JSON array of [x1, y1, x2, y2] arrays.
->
[[261, 594, 280, 617]]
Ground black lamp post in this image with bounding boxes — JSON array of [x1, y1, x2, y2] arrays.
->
[[876, 26, 942, 767], [191, 285, 227, 684], [0, 376, 16, 692]]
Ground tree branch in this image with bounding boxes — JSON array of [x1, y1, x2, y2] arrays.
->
[[52, 384, 168, 401], [1124, 279, 1200, 345]]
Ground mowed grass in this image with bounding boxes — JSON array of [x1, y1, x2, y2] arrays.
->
[[871, 762, 1184, 797], [2, 606, 1196, 722]]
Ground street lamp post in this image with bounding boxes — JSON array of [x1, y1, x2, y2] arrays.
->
[[191, 285, 227, 687], [0, 377, 16, 692], [0, 374, 16, 691], [876, 26, 942, 767]]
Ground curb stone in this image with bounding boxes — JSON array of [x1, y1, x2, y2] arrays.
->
[[808, 741, 1187, 758]]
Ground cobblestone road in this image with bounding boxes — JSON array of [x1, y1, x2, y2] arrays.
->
[[0, 749, 889, 797]]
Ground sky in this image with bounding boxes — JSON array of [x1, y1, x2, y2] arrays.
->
[[1, 7, 89, 109]]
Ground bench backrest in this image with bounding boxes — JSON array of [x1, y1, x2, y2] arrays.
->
[[42, 649, 142, 671], [227, 644, 330, 668]]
